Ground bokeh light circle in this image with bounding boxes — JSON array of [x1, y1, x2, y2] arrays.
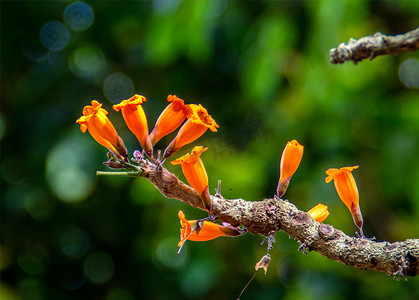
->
[[103, 73, 135, 103], [40, 21, 70, 51], [399, 58, 419, 88], [58, 225, 90, 258], [155, 237, 187, 269], [69, 45, 106, 79], [153, 0, 180, 15], [105, 287, 136, 300], [64, 2, 94, 31], [46, 131, 96, 203], [18, 245, 49, 275], [18, 278, 44, 300], [83, 252, 115, 285], [24, 190, 56, 221], [23, 47, 49, 62]]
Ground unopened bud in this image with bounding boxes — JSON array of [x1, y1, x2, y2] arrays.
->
[[103, 160, 123, 169]]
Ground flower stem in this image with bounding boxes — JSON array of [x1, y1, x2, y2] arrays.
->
[[96, 170, 142, 177]]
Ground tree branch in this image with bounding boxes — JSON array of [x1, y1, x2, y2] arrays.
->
[[330, 27, 419, 64], [127, 159, 419, 277]]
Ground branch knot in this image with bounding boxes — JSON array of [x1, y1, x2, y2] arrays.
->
[[318, 223, 336, 241]]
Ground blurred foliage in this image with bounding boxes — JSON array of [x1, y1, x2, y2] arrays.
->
[[1, 1, 419, 299]]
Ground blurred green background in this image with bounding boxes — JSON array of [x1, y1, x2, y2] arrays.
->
[[1, 1, 419, 299]]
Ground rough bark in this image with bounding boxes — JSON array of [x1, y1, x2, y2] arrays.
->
[[330, 27, 419, 64], [135, 159, 419, 278]]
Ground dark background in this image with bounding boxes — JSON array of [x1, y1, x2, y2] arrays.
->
[[1, 1, 419, 299]]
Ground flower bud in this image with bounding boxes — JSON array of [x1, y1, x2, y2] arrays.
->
[[113, 94, 153, 158], [307, 203, 330, 223], [149, 95, 190, 145], [277, 139, 304, 197]]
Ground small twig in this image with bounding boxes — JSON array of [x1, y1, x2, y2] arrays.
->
[[215, 180, 222, 197], [96, 170, 141, 176], [298, 241, 310, 255], [237, 272, 258, 300], [330, 27, 419, 64]]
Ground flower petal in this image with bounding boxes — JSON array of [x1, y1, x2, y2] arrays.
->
[[76, 100, 127, 160]]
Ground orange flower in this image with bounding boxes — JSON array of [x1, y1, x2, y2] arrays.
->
[[149, 95, 191, 145], [76, 100, 127, 161], [277, 139, 304, 197], [171, 146, 211, 210], [325, 166, 359, 211], [325, 166, 364, 236], [307, 203, 330, 223], [163, 104, 218, 159], [113, 94, 153, 158], [177, 211, 241, 253]]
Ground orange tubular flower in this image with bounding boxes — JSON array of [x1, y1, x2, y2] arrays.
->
[[177, 211, 242, 253], [325, 166, 364, 237], [307, 203, 330, 223], [171, 146, 211, 210], [113, 94, 153, 158], [76, 100, 127, 161], [163, 104, 219, 160], [149, 95, 191, 145], [277, 139, 304, 197]]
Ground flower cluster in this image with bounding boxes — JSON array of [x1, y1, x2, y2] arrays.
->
[[275, 139, 364, 236], [77, 94, 240, 250], [77, 94, 218, 163], [77, 93, 366, 254]]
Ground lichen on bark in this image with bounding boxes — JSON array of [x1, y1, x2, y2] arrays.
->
[[136, 160, 419, 277]]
